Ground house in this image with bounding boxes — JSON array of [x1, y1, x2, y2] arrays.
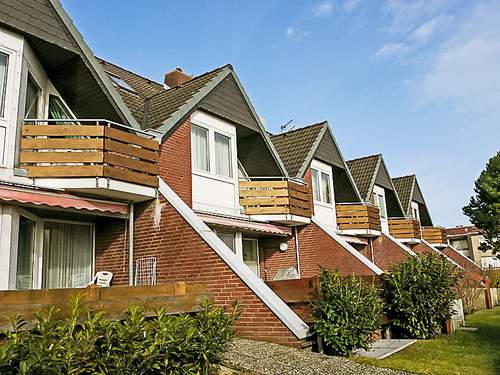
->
[[0, 0, 316, 346], [447, 226, 498, 269], [344, 154, 417, 271], [268, 122, 383, 279]]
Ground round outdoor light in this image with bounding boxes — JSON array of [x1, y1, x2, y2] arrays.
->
[[279, 242, 288, 252]]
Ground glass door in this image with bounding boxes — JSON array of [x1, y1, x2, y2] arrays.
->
[[42, 221, 93, 289], [242, 238, 259, 275], [16, 216, 36, 290]]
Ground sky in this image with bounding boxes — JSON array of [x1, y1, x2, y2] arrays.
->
[[61, 0, 499, 227]]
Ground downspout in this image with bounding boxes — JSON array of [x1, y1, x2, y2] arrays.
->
[[128, 202, 134, 286], [294, 227, 301, 279], [369, 238, 375, 263]]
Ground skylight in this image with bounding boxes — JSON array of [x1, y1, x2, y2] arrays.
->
[[107, 73, 136, 92]]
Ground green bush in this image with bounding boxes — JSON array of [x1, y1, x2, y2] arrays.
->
[[382, 253, 461, 339], [0, 296, 239, 374], [312, 269, 383, 357]]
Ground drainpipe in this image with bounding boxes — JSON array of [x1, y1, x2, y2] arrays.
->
[[294, 227, 301, 279], [369, 238, 375, 263], [128, 202, 134, 286]]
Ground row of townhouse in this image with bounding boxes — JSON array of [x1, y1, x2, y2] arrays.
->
[[0, 0, 483, 346]]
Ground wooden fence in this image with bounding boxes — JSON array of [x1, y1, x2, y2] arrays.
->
[[335, 203, 381, 231], [0, 282, 208, 330], [388, 217, 422, 240], [421, 226, 447, 244]]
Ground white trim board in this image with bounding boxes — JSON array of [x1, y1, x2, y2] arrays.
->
[[312, 217, 384, 275], [158, 177, 309, 339]]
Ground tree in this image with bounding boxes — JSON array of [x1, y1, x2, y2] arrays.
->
[[463, 150, 500, 255]]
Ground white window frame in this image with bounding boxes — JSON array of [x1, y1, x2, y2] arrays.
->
[[410, 201, 420, 221], [372, 185, 387, 220], [10, 207, 95, 290], [214, 230, 260, 277], [310, 159, 334, 207]]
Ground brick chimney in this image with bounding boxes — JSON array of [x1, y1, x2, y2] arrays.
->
[[164, 67, 192, 88]]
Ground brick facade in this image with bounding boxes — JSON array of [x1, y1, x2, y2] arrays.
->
[[360, 234, 411, 271], [441, 246, 484, 275], [410, 241, 436, 255], [95, 219, 128, 285]]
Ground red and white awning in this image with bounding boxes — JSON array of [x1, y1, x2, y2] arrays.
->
[[0, 185, 127, 216], [198, 213, 292, 236]]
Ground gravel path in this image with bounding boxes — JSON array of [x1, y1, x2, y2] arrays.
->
[[223, 339, 412, 375]]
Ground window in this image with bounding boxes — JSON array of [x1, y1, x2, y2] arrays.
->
[[16, 216, 35, 290], [242, 238, 259, 275], [42, 222, 93, 289], [48, 95, 73, 120], [321, 172, 332, 204], [0, 52, 8, 118], [215, 132, 232, 177], [412, 207, 419, 219], [24, 74, 40, 119], [311, 169, 321, 201], [373, 192, 387, 219], [312, 168, 333, 204], [107, 73, 136, 92], [191, 124, 209, 171], [216, 231, 235, 253], [451, 239, 469, 250]]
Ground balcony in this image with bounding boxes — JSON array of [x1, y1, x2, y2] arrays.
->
[[239, 178, 312, 225], [422, 226, 447, 246], [19, 120, 159, 202], [336, 203, 381, 237], [388, 217, 422, 243]]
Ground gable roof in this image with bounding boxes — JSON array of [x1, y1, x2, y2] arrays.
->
[[393, 174, 434, 226], [270, 123, 325, 177], [270, 122, 361, 200], [99, 59, 287, 175], [0, 0, 140, 128]]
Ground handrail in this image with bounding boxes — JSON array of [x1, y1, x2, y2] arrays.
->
[[24, 118, 156, 139], [239, 176, 308, 186], [336, 201, 378, 208]]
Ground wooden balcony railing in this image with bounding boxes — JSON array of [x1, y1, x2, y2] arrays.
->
[[422, 226, 447, 244], [239, 179, 312, 218], [335, 203, 381, 232], [388, 217, 422, 240], [20, 120, 159, 187]]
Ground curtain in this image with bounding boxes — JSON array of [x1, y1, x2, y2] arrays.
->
[[0, 52, 7, 118], [42, 222, 93, 289], [215, 132, 232, 177], [216, 231, 235, 253], [242, 239, 258, 275], [16, 217, 35, 290], [311, 169, 321, 201], [191, 125, 209, 171], [321, 172, 332, 204]]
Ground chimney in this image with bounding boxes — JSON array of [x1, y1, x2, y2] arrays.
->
[[164, 67, 192, 88]]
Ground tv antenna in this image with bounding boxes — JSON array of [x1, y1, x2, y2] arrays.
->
[[280, 119, 295, 133]]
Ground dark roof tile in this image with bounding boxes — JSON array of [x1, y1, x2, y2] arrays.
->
[[392, 175, 415, 215], [346, 154, 381, 201]]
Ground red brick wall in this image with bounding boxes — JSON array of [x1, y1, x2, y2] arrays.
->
[[363, 234, 412, 271], [159, 119, 192, 206], [259, 235, 298, 281], [95, 219, 128, 285], [130, 198, 301, 345], [410, 242, 436, 255], [442, 246, 484, 275]]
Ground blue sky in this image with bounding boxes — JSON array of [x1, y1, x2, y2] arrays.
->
[[62, 0, 499, 227]]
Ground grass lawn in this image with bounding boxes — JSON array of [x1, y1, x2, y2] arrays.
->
[[354, 307, 500, 375]]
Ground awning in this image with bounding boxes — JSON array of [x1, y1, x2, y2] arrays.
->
[[339, 234, 368, 246], [0, 185, 128, 216], [198, 213, 292, 236]]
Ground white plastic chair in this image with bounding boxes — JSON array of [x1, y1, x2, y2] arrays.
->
[[88, 271, 113, 287]]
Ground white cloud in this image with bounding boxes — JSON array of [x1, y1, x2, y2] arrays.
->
[[414, 2, 500, 111], [343, 0, 362, 13], [285, 27, 295, 37], [374, 42, 410, 59], [313, 1, 333, 17], [409, 15, 454, 45], [382, 0, 449, 34], [285, 26, 311, 41]]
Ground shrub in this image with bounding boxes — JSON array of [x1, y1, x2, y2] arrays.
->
[[0, 296, 239, 374], [312, 269, 383, 357], [454, 270, 484, 315], [382, 253, 461, 339]]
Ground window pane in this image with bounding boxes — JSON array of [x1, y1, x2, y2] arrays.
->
[[24, 75, 40, 119], [16, 217, 35, 290], [191, 125, 209, 171], [0, 52, 8, 118], [216, 231, 235, 253], [42, 222, 93, 289], [48, 95, 73, 121], [451, 239, 468, 250], [242, 239, 259, 275], [321, 172, 332, 204], [215, 132, 232, 177], [378, 194, 387, 219], [311, 169, 321, 201]]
